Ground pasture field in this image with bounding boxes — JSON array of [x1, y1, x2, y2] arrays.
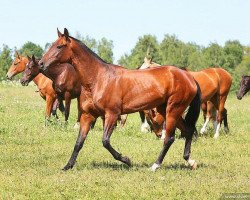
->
[[0, 82, 249, 200]]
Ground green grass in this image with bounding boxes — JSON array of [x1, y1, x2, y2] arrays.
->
[[0, 82, 249, 199]]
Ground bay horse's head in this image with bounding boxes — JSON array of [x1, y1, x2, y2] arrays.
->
[[39, 28, 73, 72], [20, 55, 40, 86], [6, 52, 28, 80], [144, 109, 164, 138], [237, 75, 250, 100]]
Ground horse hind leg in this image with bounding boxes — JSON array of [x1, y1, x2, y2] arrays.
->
[[140, 111, 151, 133], [223, 108, 229, 133], [200, 101, 212, 134]]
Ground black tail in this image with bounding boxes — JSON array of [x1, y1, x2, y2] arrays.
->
[[185, 80, 201, 138]]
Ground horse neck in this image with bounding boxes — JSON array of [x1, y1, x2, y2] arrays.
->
[[32, 73, 44, 86], [71, 43, 106, 88]]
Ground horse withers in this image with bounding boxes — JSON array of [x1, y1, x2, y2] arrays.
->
[[237, 76, 250, 100]]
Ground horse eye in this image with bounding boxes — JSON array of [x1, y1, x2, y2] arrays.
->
[[57, 45, 65, 49]]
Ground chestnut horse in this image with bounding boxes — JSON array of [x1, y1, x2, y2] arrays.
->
[[6, 52, 62, 125], [20, 55, 82, 126], [140, 57, 232, 138], [237, 75, 250, 100], [39, 28, 201, 171]]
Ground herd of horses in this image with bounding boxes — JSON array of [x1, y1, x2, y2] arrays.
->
[[6, 28, 250, 171]]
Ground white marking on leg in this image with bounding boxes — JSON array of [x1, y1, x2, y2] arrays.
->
[[73, 122, 80, 129], [160, 129, 166, 140], [200, 117, 210, 134], [151, 163, 160, 172], [141, 120, 150, 133], [214, 123, 221, 139], [187, 158, 195, 166]]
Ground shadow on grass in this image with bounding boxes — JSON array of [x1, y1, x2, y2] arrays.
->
[[74, 160, 212, 171]]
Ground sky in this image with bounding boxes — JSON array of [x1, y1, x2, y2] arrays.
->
[[0, 0, 249, 63]]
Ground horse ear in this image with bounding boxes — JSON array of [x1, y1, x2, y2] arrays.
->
[[64, 28, 70, 42], [16, 51, 20, 59], [32, 55, 36, 62], [57, 28, 63, 38], [27, 55, 31, 61]]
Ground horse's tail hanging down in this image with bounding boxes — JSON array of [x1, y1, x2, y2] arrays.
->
[[185, 80, 202, 137]]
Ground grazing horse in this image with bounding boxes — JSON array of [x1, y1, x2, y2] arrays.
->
[[140, 57, 232, 138], [20, 55, 82, 126], [237, 76, 250, 100], [6, 53, 61, 125], [39, 28, 201, 171]]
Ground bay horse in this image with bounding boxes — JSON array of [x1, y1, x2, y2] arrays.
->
[[20, 55, 82, 126], [6, 52, 62, 125], [39, 28, 201, 172], [237, 76, 250, 100], [140, 57, 232, 139]]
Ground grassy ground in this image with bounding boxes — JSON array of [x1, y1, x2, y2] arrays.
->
[[0, 82, 249, 199]]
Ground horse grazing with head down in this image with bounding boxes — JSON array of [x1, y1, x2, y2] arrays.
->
[[6, 52, 62, 125], [140, 57, 232, 139], [21, 55, 82, 127], [237, 76, 250, 100], [39, 28, 201, 172]]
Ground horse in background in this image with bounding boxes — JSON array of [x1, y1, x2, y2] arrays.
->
[[6, 52, 62, 125], [140, 57, 232, 139], [39, 28, 201, 171], [237, 76, 250, 100], [20, 55, 82, 127]]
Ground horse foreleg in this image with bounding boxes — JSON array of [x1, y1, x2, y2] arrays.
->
[[200, 101, 212, 134], [73, 96, 81, 129], [102, 113, 131, 166], [63, 113, 95, 170], [64, 92, 72, 124], [45, 96, 54, 126], [51, 99, 59, 119], [140, 111, 150, 133]]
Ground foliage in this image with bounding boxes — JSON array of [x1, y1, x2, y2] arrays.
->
[[0, 84, 249, 199], [118, 35, 160, 69], [18, 41, 44, 58], [75, 32, 113, 63], [0, 44, 13, 79]]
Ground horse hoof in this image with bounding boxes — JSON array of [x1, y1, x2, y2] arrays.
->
[[123, 156, 132, 167], [150, 163, 160, 172], [214, 134, 219, 139], [192, 162, 198, 170], [62, 163, 73, 171], [224, 127, 229, 133]]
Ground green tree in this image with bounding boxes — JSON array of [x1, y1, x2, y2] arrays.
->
[[0, 44, 13, 79], [97, 38, 114, 63], [119, 34, 160, 69], [19, 42, 44, 58], [202, 43, 225, 67], [223, 40, 244, 70]]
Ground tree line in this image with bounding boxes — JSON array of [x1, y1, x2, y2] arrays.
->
[[0, 33, 249, 92]]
